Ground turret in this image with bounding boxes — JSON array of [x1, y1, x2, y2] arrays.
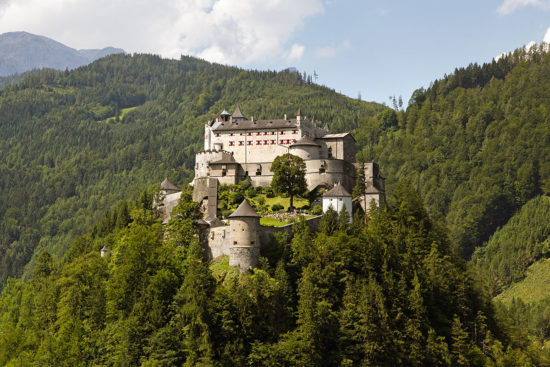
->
[[228, 200, 261, 271], [160, 178, 180, 196]]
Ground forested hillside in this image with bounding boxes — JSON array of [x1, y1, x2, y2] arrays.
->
[[0, 185, 544, 365], [357, 44, 550, 257], [0, 53, 384, 285]]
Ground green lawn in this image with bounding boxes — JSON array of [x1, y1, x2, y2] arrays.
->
[[260, 215, 315, 227], [495, 258, 550, 304], [260, 195, 309, 210]]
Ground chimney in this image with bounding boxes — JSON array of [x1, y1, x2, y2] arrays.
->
[[284, 113, 287, 120], [251, 116, 254, 121]]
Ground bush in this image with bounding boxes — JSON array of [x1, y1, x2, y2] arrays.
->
[[257, 196, 266, 205], [312, 205, 323, 215], [265, 187, 275, 198], [271, 203, 284, 212]]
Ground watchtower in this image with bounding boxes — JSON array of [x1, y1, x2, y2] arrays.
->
[[228, 200, 261, 271]]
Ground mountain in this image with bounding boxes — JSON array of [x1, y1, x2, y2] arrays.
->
[[0, 31, 124, 76]]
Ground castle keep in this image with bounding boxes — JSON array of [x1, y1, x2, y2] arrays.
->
[[160, 106, 386, 271], [193, 106, 358, 203]]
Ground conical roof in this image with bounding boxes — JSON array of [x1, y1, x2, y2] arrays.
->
[[290, 135, 320, 147], [296, 107, 302, 116], [220, 109, 230, 116], [232, 104, 246, 119], [229, 200, 261, 218], [323, 182, 352, 197], [160, 178, 179, 191]]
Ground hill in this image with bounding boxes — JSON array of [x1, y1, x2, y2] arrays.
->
[[0, 31, 124, 76], [358, 44, 550, 257], [0, 53, 385, 285]]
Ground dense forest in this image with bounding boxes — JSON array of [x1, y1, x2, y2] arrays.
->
[[3, 44, 550, 364], [0, 54, 384, 285], [357, 44, 550, 258], [1, 184, 545, 365]]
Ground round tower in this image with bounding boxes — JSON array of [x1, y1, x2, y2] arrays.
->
[[289, 135, 320, 160], [228, 200, 261, 271]]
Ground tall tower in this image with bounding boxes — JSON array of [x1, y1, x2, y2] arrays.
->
[[228, 200, 261, 271]]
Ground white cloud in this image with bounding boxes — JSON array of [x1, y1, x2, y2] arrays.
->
[[497, 0, 550, 14], [0, 0, 324, 66], [315, 39, 351, 58], [287, 44, 305, 61], [544, 26, 550, 43]]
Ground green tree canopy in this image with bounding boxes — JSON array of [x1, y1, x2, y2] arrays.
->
[[270, 153, 307, 209]]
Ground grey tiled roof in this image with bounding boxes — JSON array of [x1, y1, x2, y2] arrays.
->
[[212, 118, 298, 131], [229, 200, 261, 218], [160, 178, 179, 191], [290, 135, 320, 147], [323, 182, 352, 197]]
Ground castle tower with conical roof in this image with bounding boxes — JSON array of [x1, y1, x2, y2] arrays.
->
[[228, 200, 261, 271]]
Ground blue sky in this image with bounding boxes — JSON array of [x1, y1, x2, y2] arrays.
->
[[0, 0, 549, 104], [274, 0, 550, 104]]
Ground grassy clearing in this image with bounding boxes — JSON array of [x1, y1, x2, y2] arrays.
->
[[104, 106, 138, 123], [261, 195, 309, 210], [495, 258, 550, 304]]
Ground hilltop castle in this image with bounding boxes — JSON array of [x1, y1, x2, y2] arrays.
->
[[158, 106, 386, 271]]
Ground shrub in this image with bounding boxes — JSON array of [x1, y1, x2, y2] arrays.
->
[[312, 205, 323, 215], [271, 203, 284, 212]]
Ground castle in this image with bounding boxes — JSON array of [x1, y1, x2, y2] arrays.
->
[[158, 106, 386, 271]]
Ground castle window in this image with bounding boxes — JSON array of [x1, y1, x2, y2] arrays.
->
[[280, 130, 285, 135], [234, 241, 237, 245], [280, 140, 284, 144], [271, 139, 275, 144], [222, 169, 226, 177], [293, 130, 298, 134], [247, 141, 252, 145], [256, 141, 261, 145], [257, 132, 261, 136], [229, 141, 234, 146], [264, 140, 268, 145], [328, 147, 333, 158], [251, 241, 255, 245], [271, 131, 275, 135], [215, 133, 220, 137], [230, 133, 234, 136], [239, 141, 244, 146], [319, 167, 326, 173], [247, 132, 252, 136]]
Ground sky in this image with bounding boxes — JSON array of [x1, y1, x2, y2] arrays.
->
[[0, 0, 549, 104]]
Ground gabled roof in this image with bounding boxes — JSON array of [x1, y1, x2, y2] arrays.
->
[[229, 200, 261, 218], [319, 132, 355, 140], [232, 104, 246, 119], [290, 135, 320, 147], [160, 178, 179, 191], [213, 118, 298, 131], [323, 182, 352, 197]]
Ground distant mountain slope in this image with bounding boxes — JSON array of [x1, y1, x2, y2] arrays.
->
[[0, 31, 124, 76]]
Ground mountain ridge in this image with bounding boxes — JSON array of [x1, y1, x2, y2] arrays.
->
[[0, 31, 124, 76]]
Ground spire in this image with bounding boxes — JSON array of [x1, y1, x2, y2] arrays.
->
[[232, 104, 246, 120], [297, 108, 302, 117]]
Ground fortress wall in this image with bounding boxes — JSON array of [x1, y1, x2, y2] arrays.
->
[[193, 177, 210, 202], [229, 246, 260, 270], [205, 225, 231, 260]]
